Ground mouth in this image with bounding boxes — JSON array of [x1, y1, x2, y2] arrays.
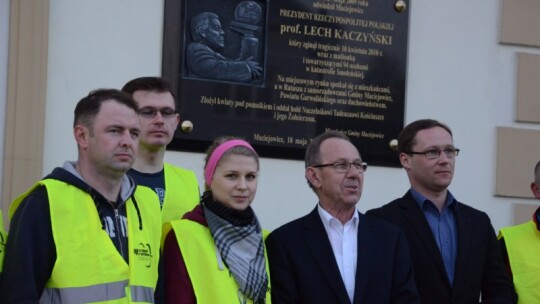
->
[[436, 170, 452, 175], [149, 130, 168, 136], [115, 153, 133, 160], [233, 196, 249, 202], [343, 184, 359, 191]]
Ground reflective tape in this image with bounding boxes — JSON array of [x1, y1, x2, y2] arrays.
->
[[130, 285, 155, 303], [40, 280, 128, 303]]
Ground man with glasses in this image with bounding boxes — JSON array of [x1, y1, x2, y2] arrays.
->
[[498, 160, 540, 303], [367, 119, 516, 304], [266, 131, 420, 303], [122, 77, 200, 303], [122, 77, 199, 224]]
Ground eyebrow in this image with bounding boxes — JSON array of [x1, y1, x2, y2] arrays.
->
[[326, 158, 362, 163], [422, 145, 455, 150]]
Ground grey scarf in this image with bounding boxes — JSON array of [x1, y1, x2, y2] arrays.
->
[[203, 205, 268, 303]]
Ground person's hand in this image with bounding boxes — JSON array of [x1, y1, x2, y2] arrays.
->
[[245, 57, 262, 80]]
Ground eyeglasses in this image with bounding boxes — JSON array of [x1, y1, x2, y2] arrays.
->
[[311, 161, 368, 173], [407, 148, 460, 159], [138, 107, 177, 119]]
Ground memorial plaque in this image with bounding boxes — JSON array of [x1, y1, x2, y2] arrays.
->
[[163, 0, 409, 167]]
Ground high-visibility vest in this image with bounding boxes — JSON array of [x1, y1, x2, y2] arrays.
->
[[166, 219, 271, 304], [161, 163, 199, 224], [10, 179, 161, 303], [0, 210, 6, 274], [499, 220, 540, 304]]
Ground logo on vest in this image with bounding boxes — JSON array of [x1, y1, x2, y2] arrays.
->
[[134, 243, 153, 268]]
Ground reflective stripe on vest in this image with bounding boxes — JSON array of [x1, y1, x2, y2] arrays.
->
[[130, 285, 156, 303], [499, 220, 540, 303], [41, 280, 128, 303], [11, 180, 161, 303], [168, 219, 272, 304], [40, 283, 154, 304], [161, 163, 200, 224]]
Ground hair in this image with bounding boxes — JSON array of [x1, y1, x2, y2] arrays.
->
[[304, 131, 354, 190], [190, 12, 219, 42], [397, 119, 453, 154], [203, 136, 259, 191], [121, 76, 176, 101], [73, 89, 138, 132], [305, 131, 352, 168], [534, 161, 540, 184]]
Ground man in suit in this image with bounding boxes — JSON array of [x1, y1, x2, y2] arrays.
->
[[367, 119, 516, 303], [266, 131, 420, 304]]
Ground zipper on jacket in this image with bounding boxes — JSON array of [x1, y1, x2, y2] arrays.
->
[[113, 208, 125, 259]]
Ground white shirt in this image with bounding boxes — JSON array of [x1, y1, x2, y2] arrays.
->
[[318, 204, 359, 302]]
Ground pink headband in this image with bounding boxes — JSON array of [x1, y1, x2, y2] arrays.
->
[[204, 139, 255, 186]]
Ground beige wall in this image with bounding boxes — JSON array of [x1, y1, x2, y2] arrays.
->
[[2, 1, 49, 225], [500, 0, 540, 47], [497, 0, 540, 223]]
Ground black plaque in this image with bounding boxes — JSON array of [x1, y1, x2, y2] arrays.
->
[[163, 0, 409, 167]]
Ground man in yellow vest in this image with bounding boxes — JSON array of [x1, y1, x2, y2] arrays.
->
[[0, 89, 162, 303], [122, 77, 200, 224], [499, 160, 540, 303], [122, 77, 199, 302]]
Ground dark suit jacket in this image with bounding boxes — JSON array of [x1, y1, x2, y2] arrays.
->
[[265, 207, 420, 304], [366, 191, 517, 304]]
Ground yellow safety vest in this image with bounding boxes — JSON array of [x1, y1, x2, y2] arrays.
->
[[165, 219, 271, 304], [499, 220, 540, 303], [0, 210, 6, 274], [161, 163, 199, 224], [10, 179, 161, 303]]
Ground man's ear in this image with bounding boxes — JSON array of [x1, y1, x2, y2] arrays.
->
[[306, 167, 322, 189], [74, 125, 89, 149], [174, 113, 180, 129], [197, 27, 207, 38], [400, 152, 411, 170], [531, 182, 540, 199]]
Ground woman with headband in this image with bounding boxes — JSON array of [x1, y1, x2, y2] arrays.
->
[[163, 137, 271, 304]]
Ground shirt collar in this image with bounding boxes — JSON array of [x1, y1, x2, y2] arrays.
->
[[410, 187, 456, 210], [317, 203, 359, 227]]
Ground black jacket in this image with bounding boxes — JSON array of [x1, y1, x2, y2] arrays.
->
[[367, 191, 517, 304], [266, 206, 420, 304]]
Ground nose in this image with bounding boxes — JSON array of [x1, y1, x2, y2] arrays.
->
[[236, 177, 248, 190], [345, 166, 362, 177], [120, 130, 136, 147], [153, 111, 165, 123], [437, 151, 451, 163]]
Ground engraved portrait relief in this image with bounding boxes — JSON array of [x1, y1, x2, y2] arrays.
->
[[186, 1, 264, 84]]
